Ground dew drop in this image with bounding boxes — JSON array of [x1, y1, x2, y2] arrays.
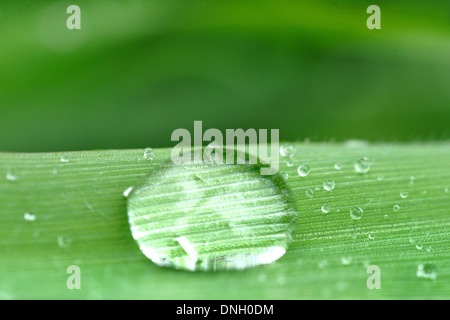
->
[[6, 171, 17, 181], [143, 148, 154, 160], [393, 205, 400, 212], [384, 214, 389, 219], [416, 263, 437, 280], [334, 164, 341, 170], [297, 165, 310, 177], [341, 256, 353, 265], [368, 232, 375, 240], [306, 189, 314, 198], [126, 161, 298, 271], [286, 160, 294, 167], [323, 180, 335, 191], [354, 157, 371, 173], [400, 192, 408, 199], [280, 143, 295, 157], [321, 205, 330, 214], [377, 175, 384, 181], [123, 186, 134, 198], [318, 260, 328, 269], [60, 157, 69, 163], [350, 207, 363, 220], [57, 236, 72, 248], [24, 212, 36, 222], [415, 242, 423, 250]]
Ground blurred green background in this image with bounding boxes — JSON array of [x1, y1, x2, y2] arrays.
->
[[0, 0, 449, 152]]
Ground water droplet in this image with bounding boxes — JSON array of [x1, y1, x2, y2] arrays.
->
[[426, 246, 432, 252], [323, 180, 335, 191], [257, 274, 267, 283], [57, 236, 72, 248], [282, 172, 289, 180], [354, 157, 371, 173], [368, 232, 375, 240], [306, 189, 314, 198], [350, 207, 363, 220], [286, 160, 294, 167], [24, 212, 36, 222], [415, 242, 423, 250], [143, 148, 154, 160], [6, 171, 17, 181], [400, 192, 408, 199], [318, 260, 328, 269], [123, 186, 134, 198], [416, 263, 437, 280], [393, 205, 400, 212], [280, 143, 295, 157], [377, 175, 384, 181], [341, 256, 353, 265], [321, 205, 330, 214], [297, 165, 310, 177], [126, 161, 297, 271], [334, 164, 341, 170], [384, 214, 389, 219], [60, 157, 69, 163]]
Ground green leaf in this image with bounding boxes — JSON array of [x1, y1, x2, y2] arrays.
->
[[0, 142, 449, 299]]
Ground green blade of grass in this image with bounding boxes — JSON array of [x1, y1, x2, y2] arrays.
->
[[0, 142, 449, 299]]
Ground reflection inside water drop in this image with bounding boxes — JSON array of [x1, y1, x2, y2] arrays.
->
[[126, 161, 298, 271]]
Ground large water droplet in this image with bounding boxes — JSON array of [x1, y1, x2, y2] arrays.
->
[[127, 162, 297, 271], [354, 157, 371, 173], [350, 207, 363, 220], [297, 165, 310, 177]]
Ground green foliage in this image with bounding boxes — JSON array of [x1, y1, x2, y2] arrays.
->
[[1, 142, 449, 299]]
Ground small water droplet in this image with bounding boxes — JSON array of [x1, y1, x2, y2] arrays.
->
[[127, 161, 297, 271], [334, 164, 341, 170], [393, 205, 400, 212], [341, 256, 353, 265], [384, 214, 389, 219], [415, 242, 423, 250], [257, 273, 267, 283], [368, 232, 375, 240], [143, 148, 154, 160], [400, 192, 408, 199], [123, 186, 134, 197], [297, 165, 310, 177], [416, 263, 437, 280], [6, 171, 17, 181], [318, 259, 328, 269], [60, 157, 69, 163], [286, 160, 294, 167], [57, 236, 72, 248], [350, 207, 363, 220], [280, 143, 295, 157], [24, 212, 36, 222], [321, 205, 330, 214], [377, 175, 384, 181], [323, 180, 335, 191], [426, 246, 432, 252], [282, 172, 289, 180], [306, 189, 314, 198], [354, 157, 371, 173]]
